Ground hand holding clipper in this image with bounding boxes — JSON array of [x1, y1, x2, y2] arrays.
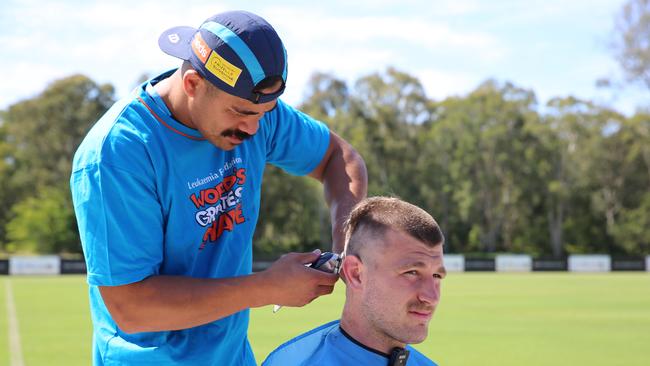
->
[[272, 252, 341, 313]]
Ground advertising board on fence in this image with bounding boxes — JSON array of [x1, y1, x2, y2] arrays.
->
[[568, 255, 611, 272], [465, 258, 495, 271], [611, 257, 646, 271], [9, 255, 61, 275], [496, 254, 532, 272], [3, 254, 648, 275], [443, 254, 464, 272], [533, 257, 568, 271], [60, 259, 87, 274]]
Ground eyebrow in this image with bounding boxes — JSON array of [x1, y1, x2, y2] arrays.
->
[[233, 102, 278, 116], [399, 261, 447, 276], [399, 261, 428, 270]]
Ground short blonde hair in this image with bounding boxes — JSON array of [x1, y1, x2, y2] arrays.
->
[[344, 197, 444, 257]]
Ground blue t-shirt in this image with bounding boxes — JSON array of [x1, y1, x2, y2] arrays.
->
[[262, 320, 438, 366], [70, 70, 330, 366]]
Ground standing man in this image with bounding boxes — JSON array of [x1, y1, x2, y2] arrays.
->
[[70, 10, 367, 366], [263, 197, 446, 366]]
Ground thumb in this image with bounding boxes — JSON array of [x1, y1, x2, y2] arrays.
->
[[293, 249, 322, 265]]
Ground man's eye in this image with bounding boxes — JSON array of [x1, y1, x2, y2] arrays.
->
[[230, 109, 246, 116], [405, 270, 418, 276], [433, 274, 442, 279]]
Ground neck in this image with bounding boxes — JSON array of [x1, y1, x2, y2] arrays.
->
[[154, 69, 194, 128], [340, 303, 406, 355]]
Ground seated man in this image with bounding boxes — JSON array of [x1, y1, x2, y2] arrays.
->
[[263, 197, 446, 366]]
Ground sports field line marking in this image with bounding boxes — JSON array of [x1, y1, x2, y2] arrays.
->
[[5, 279, 25, 366]]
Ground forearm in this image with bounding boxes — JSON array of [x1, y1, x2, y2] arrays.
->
[[321, 137, 368, 253], [100, 273, 271, 333], [100, 250, 339, 334]]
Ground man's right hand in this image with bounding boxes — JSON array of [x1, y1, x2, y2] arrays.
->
[[98, 250, 339, 333], [260, 250, 339, 308]]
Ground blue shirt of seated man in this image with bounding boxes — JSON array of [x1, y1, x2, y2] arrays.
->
[[262, 320, 437, 366]]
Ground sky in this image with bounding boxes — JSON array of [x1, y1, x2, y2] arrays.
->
[[0, 0, 647, 115]]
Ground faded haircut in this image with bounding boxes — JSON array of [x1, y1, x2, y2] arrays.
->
[[343, 197, 444, 257]]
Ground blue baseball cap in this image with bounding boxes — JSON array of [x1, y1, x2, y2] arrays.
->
[[158, 10, 288, 104]]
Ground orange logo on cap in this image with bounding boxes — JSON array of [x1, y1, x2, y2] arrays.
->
[[191, 33, 210, 64]]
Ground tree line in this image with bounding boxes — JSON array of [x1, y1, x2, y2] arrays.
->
[[0, 0, 648, 258], [259, 69, 648, 258], [0, 68, 647, 258]]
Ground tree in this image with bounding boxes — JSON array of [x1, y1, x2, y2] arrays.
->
[[611, 192, 650, 253], [613, 0, 650, 88], [543, 97, 623, 255], [5, 187, 79, 254], [3, 75, 114, 195], [1, 74, 114, 253], [593, 112, 650, 254], [422, 80, 542, 253], [254, 166, 326, 258], [0, 118, 16, 251], [352, 68, 432, 197], [301, 72, 351, 119]]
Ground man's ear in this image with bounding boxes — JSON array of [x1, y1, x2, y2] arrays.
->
[[182, 69, 202, 98], [340, 255, 364, 289]]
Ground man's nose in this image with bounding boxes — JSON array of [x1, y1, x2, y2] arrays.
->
[[238, 117, 260, 136], [418, 277, 441, 305]]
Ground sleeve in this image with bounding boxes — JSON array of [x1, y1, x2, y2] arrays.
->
[[263, 99, 331, 176], [71, 162, 164, 287]]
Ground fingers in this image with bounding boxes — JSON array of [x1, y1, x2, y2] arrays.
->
[[302, 284, 335, 306], [306, 268, 339, 285], [266, 250, 339, 307], [316, 284, 335, 297], [291, 249, 322, 265]]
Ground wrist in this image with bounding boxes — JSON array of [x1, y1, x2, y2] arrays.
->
[[248, 271, 279, 308]]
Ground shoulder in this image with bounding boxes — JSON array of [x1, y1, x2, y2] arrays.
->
[[260, 99, 327, 133], [73, 94, 153, 174], [406, 346, 438, 366], [262, 320, 340, 366]]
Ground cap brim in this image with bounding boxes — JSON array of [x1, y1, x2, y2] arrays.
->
[[158, 26, 197, 60]]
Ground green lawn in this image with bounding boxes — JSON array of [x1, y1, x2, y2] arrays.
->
[[0, 280, 9, 366], [2, 273, 650, 365]]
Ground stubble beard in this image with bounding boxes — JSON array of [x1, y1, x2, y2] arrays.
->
[[362, 288, 431, 347]]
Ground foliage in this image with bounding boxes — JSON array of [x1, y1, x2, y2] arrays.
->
[[613, 0, 650, 88], [0, 75, 114, 253], [1, 66, 649, 256], [254, 166, 327, 258], [5, 187, 79, 254], [296, 71, 650, 256]]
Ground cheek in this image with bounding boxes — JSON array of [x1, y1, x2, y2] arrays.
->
[[365, 276, 408, 307], [194, 108, 226, 133]]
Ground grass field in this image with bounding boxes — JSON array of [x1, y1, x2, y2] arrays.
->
[[2, 273, 650, 365]]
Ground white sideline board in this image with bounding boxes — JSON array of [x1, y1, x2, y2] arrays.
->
[[496, 254, 532, 272], [646, 256, 650, 272], [443, 254, 464, 272], [568, 255, 611, 272], [9, 255, 61, 275]]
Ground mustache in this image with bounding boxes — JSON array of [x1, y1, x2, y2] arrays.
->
[[222, 129, 252, 141], [408, 301, 434, 313]]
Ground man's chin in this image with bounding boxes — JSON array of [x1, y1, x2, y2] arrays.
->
[[400, 334, 427, 345], [399, 327, 429, 345], [207, 137, 238, 151], [385, 325, 428, 346]]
